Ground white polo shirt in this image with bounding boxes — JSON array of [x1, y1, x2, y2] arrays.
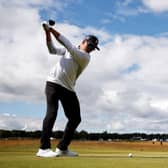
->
[[47, 35, 90, 91]]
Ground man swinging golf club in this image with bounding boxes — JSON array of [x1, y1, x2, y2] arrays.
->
[[36, 20, 100, 157]]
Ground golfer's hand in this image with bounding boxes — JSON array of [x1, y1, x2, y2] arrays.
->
[[42, 22, 50, 32], [42, 22, 52, 43]]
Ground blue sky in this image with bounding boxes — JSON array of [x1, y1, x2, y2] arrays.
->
[[40, 0, 168, 35], [1, 0, 168, 133]]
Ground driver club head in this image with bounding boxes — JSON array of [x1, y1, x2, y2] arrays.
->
[[48, 19, 55, 26]]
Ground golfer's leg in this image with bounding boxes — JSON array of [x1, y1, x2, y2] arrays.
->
[[57, 91, 81, 150], [40, 82, 59, 149]]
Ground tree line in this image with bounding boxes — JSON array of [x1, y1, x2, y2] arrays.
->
[[0, 129, 168, 141]]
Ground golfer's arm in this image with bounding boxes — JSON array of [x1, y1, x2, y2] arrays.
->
[[59, 35, 89, 65], [49, 27, 60, 40], [50, 27, 88, 65], [49, 27, 74, 52], [45, 30, 65, 55], [45, 30, 55, 54], [45, 29, 51, 43]]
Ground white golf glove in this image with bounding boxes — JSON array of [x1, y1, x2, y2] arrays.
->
[[41, 21, 50, 30]]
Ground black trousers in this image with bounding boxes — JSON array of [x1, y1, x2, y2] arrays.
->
[[40, 82, 81, 150]]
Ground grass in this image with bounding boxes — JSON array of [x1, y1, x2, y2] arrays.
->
[[0, 139, 168, 168]]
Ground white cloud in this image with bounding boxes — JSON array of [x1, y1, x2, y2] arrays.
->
[[111, 0, 148, 18], [1, 29, 168, 132], [76, 33, 168, 133], [107, 0, 168, 21], [1, 0, 168, 133], [142, 0, 168, 12], [0, 2, 48, 102], [0, 112, 69, 131], [0, 0, 111, 103], [0, 114, 42, 131], [150, 100, 168, 111]]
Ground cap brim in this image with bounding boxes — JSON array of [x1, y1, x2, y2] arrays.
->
[[90, 43, 100, 50], [96, 46, 100, 51], [87, 41, 100, 51]]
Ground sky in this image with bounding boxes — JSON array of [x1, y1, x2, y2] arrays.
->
[[0, 0, 168, 133]]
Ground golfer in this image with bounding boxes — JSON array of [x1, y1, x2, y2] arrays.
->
[[36, 22, 100, 157]]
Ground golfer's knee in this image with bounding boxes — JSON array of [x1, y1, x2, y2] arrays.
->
[[44, 111, 56, 122], [70, 116, 81, 126]]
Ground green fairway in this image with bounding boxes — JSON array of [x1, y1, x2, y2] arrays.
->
[[0, 139, 168, 168]]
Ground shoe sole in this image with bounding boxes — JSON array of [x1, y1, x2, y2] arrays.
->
[[55, 154, 78, 157], [36, 154, 57, 157]]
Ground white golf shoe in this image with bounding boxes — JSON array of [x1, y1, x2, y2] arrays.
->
[[36, 149, 57, 157], [55, 148, 78, 157]]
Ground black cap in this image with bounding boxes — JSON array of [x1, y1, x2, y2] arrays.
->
[[85, 35, 100, 50]]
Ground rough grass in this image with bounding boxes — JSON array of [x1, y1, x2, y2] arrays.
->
[[0, 139, 168, 168]]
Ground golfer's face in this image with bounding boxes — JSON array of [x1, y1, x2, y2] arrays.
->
[[80, 40, 95, 53], [80, 40, 87, 50]]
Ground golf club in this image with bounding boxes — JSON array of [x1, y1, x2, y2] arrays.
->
[[42, 19, 55, 28], [48, 19, 55, 26]]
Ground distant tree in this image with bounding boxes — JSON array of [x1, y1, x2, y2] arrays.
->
[[0, 129, 168, 141], [78, 130, 88, 140], [53, 131, 64, 139], [0, 130, 11, 138]]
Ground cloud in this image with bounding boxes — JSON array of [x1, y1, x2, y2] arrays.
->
[[105, 0, 168, 22], [101, 1, 148, 24], [76, 34, 168, 133], [1, 29, 168, 132], [122, 0, 168, 14], [0, 3, 110, 103], [142, 0, 168, 12], [0, 1, 48, 102], [1, 0, 168, 133], [0, 112, 70, 131], [0, 113, 42, 131]]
